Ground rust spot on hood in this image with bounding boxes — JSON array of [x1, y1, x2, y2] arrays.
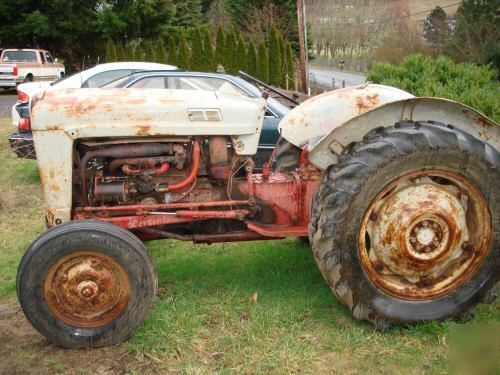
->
[[135, 125, 152, 136]]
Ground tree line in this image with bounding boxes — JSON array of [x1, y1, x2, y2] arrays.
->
[[0, 1, 298, 75], [106, 24, 296, 89]]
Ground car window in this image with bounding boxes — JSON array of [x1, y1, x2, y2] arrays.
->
[[40, 52, 46, 64], [167, 76, 249, 96], [129, 77, 167, 89], [82, 69, 133, 88], [1, 50, 37, 62], [45, 52, 53, 63]]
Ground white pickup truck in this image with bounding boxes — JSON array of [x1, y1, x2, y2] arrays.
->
[[0, 48, 65, 88]]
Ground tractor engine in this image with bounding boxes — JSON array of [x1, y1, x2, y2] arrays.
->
[[76, 137, 243, 208]]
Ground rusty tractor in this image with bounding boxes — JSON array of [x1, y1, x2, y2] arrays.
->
[[16, 83, 499, 348]]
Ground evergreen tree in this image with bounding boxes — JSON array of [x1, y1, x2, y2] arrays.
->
[[423, 6, 450, 51], [285, 40, 295, 89], [135, 44, 145, 61], [143, 40, 157, 62], [156, 36, 168, 63], [225, 25, 238, 74], [279, 35, 287, 88], [124, 43, 136, 61], [106, 38, 117, 62], [191, 27, 204, 71], [167, 34, 178, 66], [256, 41, 269, 83], [247, 40, 257, 76], [202, 26, 215, 71], [215, 24, 226, 70], [452, 0, 499, 70], [178, 30, 190, 69], [173, 0, 202, 27], [268, 25, 282, 86], [236, 33, 247, 73], [115, 42, 126, 62]]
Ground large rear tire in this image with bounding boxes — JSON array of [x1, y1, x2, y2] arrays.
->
[[310, 121, 499, 328], [17, 220, 157, 348]]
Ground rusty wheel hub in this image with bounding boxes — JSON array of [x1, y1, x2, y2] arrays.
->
[[359, 169, 491, 300], [44, 252, 130, 328]]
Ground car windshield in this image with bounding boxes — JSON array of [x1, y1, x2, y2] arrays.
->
[[2, 51, 37, 63], [232, 77, 291, 115]]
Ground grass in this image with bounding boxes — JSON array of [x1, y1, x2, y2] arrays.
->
[[0, 117, 498, 373]]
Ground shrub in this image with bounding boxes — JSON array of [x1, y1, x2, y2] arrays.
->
[[367, 54, 500, 122]]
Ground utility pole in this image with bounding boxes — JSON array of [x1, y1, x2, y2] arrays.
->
[[297, 0, 309, 94]]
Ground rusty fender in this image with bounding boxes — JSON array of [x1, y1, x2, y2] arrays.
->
[[308, 97, 500, 170]]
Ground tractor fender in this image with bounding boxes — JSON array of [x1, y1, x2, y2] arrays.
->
[[278, 84, 415, 148], [307, 96, 499, 170]]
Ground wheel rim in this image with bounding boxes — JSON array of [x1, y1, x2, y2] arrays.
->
[[44, 252, 131, 328], [358, 169, 492, 300]]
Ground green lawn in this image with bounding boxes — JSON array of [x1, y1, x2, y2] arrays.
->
[[0, 118, 497, 374]]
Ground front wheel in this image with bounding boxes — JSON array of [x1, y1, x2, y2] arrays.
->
[[310, 121, 498, 328], [17, 221, 157, 348]]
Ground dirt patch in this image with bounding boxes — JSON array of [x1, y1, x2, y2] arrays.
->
[[0, 297, 149, 375]]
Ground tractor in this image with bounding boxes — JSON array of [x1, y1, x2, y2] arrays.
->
[[17, 82, 499, 348]]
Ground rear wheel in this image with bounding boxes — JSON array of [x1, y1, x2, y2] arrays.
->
[[310, 121, 498, 328], [17, 221, 157, 348]]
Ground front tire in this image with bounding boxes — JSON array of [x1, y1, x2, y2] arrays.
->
[[310, 121, 498, 328], [17, 221, 157, 348]]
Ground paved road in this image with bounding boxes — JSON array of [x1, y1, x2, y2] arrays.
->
[[0, 91, 16, 119], [309, 66, 366, 89]]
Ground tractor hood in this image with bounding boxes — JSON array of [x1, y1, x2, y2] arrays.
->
[[31, 87, 266, 138], [278, 84, 414, 148]]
